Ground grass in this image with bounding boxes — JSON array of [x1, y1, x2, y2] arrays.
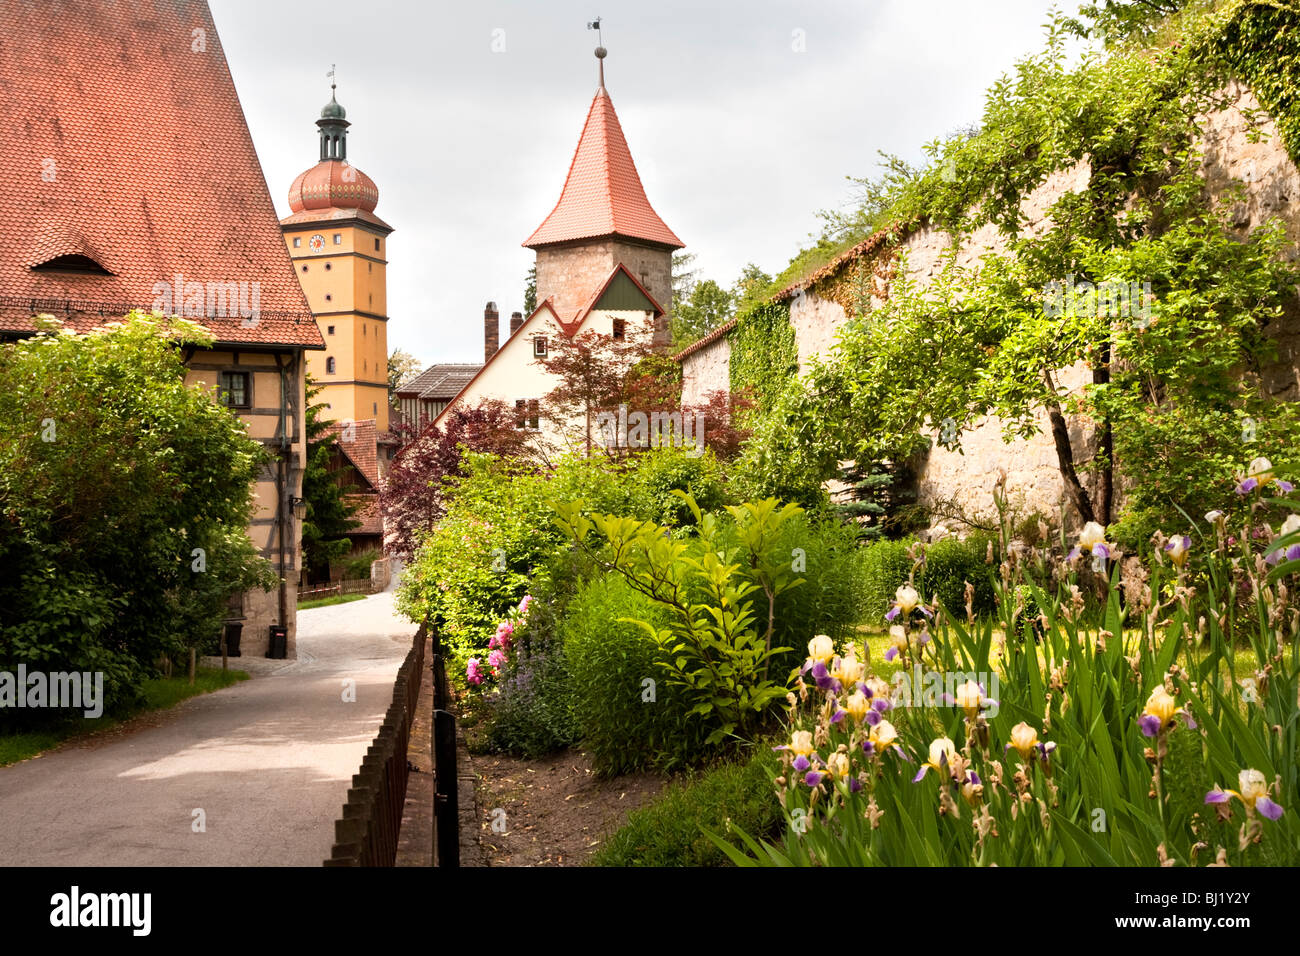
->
[[588, 748, 783, 867], [297, 593, 367, 610], [0, 666, 249, 768]]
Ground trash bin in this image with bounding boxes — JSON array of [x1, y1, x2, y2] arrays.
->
[[223, 621, 243, 658], [268, 625, 287, 660]]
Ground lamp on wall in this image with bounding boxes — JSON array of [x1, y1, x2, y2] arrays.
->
[[290, 496, 308, 520]]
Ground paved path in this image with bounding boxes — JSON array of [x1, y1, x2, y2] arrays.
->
[[0, 589, 417, 866]]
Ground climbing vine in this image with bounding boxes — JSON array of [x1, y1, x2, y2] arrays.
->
[[728, 301, 797, 416], [1210, 1, 1300, 164]]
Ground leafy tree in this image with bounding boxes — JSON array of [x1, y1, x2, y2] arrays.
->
[[535, 322, 654, 457], [379, 399, 535, 558], [730, 263, 774, 316], [523, 264, 537, 315], [671, 251, 699, 313], [300, 378, 360, 580], [387, 348, 422, 396], [0, 313, 273, 715], [671, 279, 734, 349]]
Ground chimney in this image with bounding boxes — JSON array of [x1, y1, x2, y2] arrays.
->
[[510, 311, 524, 336], [484, 301, 499, 361]]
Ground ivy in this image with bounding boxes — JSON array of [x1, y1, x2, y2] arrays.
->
[[1210, 1, 1300, 165], [728, 301, 797, 415]]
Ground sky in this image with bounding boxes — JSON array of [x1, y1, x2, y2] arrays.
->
[[209, 0, 1068, 366]]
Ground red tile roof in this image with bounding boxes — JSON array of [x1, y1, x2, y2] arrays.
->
[[523, 88, 683, 251], [0, 0, 323, 350], [672, 316, 737, 362], [324, 418, 380, 490], [287, 160, 380, 215]]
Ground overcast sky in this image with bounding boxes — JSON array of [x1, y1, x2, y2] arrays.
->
[[209, 0, 1067, 366]]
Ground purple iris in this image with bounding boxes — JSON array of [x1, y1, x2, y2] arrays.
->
[[1257, 797, 1285, 820], [912, 766, 929, 783], [1204, 789, 1230, 805], [1038, 742, 1056, 761], [830, 707, 846, 725], [968, 771, 981, 786], [849, 777, 863, 794], [1093, 543, 1111, 561], [873, 698, 891, 713], [1238, 477, 1259, 495], [885, 606, 900, 622], [793, 755, 811, 772], [865, 709, 882, 727], [1139, 714, 1162, 737], [1067, 546, 1081, 561], [884, 646, 899, 662], [811, 660, 838, 692], [1279, 481, 1295, 494], [861, 740, 875, 756], [860, 682, 873, 698], [804, 770, 824, 788], [1266, 544, 1300, 566]]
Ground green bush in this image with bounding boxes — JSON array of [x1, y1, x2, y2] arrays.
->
[[917, 533, 997, 618], [484, 632, 577, 758], [860, 538, 915, 621], [625, 446, 727, 528], [562, 575, 704, 775], [589, 749, 782, 867]]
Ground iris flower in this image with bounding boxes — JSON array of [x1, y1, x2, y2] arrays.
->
[[1164, 535, 1191, 568], [884, 625, 909, 662], [1266, 514, 1300, 566], [867, 719, 904, 758], [913, 736, 956, 782], [1006, 721, 1056, 763], [885, 584, 931, 622], [1205, 769, 1284, 820], [1138, 685, 1195, 737], [1068, 521, 1112, 563], [1237, 457, 1294, 495]]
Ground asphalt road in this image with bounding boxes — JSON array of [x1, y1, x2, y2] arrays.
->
[[0, 589, 417, 866]]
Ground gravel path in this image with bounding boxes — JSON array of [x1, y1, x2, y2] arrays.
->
[[0, 588, 417, 866]]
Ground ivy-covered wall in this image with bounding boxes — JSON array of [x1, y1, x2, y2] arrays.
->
[[1213, 2, 1300, 165], [728, 301, 797, 413]]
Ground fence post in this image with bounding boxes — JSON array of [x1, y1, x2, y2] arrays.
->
[[430, 618, 460, 867]]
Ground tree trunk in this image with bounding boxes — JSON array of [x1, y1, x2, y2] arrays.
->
[[1092, 349, 1113, 526], [1044, 382, 1096, 526], [189, 646, 197, 686]]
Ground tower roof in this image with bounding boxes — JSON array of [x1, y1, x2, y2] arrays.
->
[[523, 88, 683, 250]]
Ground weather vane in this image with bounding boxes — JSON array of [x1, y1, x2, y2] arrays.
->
[[327, 63, 336, 94], [587, 17, 606, 88]]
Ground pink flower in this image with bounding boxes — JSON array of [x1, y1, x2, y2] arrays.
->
[[488, 648, 507, 669], [466, 658, 483, 686], [518, 595, 533, 616], [495, 620, 514, 648]]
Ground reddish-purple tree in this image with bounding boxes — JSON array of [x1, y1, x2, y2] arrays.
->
[[380, 399, 534, 558]]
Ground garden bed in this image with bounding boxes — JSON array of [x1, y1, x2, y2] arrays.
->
[[474, 748, 668, 866]]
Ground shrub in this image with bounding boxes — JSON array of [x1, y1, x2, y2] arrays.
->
[[561, 575, 704, 775], [483, 632, 577, 758], [624, 445, 727, 528], [589, 748, 782, 867], [917, 533, 997, 618], [860, 539, 915, 620]]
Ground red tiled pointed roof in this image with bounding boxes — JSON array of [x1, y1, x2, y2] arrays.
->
[[523, 88, 683, 250], [0, 0, 323, 350]]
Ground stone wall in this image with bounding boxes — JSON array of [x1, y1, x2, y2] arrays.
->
[[680, 82, 1300, 530], [680, 333, 731, 405], [534, 237, 674, 341]]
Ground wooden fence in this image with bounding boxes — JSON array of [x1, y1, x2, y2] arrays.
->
[[298, 577, 377, 603], [323, 622, 426, 866]]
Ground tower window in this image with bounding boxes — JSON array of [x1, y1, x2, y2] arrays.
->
[[301, 264, 308, 272], [217, 371, 250, 409], [374, 238, 380, 251], [612, 318, 626, 340], [333, 234, 342, 245], [373, 402, 378, 414], [325, 294, 332, 302], [292, 237, 301, 248], [533, 337, 548, 357], [368, 262, 372, 273], [326, 357, 336, 375], [325, 263, 331, 271], [327, 325, 335, 335]]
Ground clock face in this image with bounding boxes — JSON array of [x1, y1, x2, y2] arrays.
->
[[309, 234, 325, 253]]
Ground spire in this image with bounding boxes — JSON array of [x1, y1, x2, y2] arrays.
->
[[522, 44, 682, 250], [316, 65, 349, 161], [588, 17, 606, 89]]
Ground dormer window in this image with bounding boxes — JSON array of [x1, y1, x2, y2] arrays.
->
[[31, 253, 111, 276]]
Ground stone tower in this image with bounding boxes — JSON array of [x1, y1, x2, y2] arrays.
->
[[522, 49, 683, 345]]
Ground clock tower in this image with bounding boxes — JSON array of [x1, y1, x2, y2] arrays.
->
[[281, 81, 394, 430]]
